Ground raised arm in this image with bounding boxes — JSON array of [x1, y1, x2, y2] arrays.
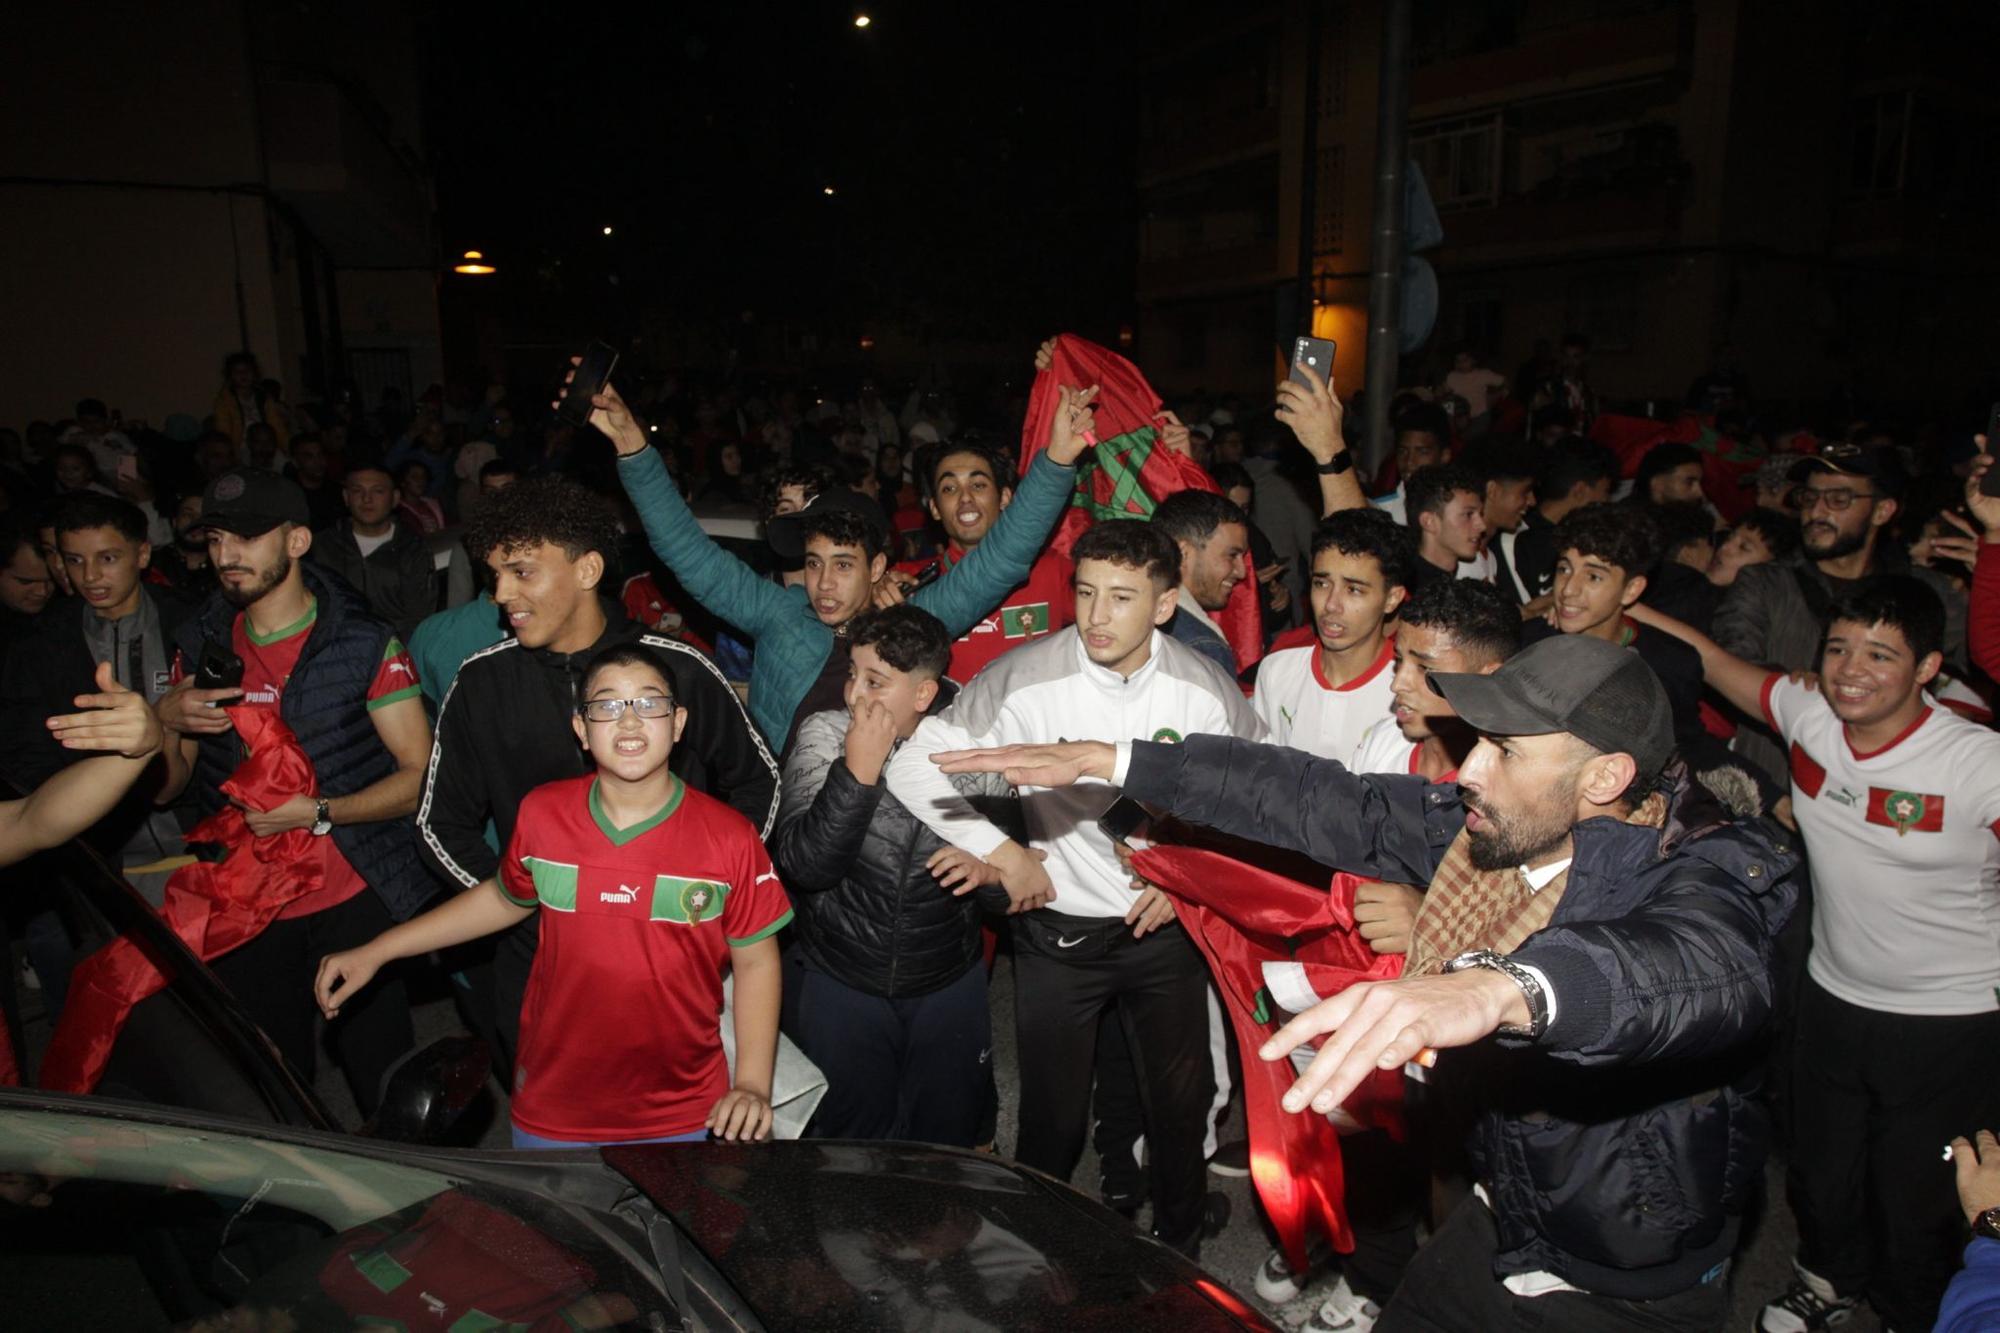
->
[[0, 665, 163, 865], [1624, 602, 1774, 719], [1275, 362, 1365, 516], [582, 375, 793, 638]]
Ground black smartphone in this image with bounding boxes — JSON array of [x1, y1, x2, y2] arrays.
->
[[557, 341, 621, 426], [1290, 335, 1337, 392], [194, 641, 244, 693], [1098, 796, 1151, 847], [1981, 402, 2000, 499]]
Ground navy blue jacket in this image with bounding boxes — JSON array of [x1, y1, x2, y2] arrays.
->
[[1123, 736, 1799, 1301], [173, 566, 433, 921]]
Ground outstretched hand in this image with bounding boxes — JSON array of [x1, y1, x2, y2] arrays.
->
[[930, 740, 1117, 789], [1258, 969, 1526, 1116], [45, 662, 163, 758], [1966, 441, 2000, 539]]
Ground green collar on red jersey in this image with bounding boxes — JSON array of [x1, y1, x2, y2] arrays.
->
[[588, 774, 686, 846]]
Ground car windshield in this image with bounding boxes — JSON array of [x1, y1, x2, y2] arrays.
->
[[0, 1104, 673, 1331]]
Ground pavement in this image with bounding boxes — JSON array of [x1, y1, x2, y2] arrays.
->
[[300, 952, 1881, 1332]]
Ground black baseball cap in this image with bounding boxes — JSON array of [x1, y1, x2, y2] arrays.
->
[[765, 487, 888, 561], [197, 468, 311, 537], [1786, 442, 1906, 499], [1429, 635, 1674, 786]]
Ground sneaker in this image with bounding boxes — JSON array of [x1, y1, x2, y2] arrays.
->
[[1208, 1138, 1250, 1177], [1301, 1276, 1380, 1333], [1201, 1190, 1231, 1239], [1756, 1266, 1862, 1332], [1252, 1247, 1314, 1304]]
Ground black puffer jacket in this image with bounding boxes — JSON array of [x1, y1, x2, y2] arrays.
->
[[773, 708, 1015, 997], [1124, 736, 1800, 1302]]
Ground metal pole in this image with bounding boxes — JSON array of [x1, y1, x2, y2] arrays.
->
[[1363, 0, 1413, 473], [1295, 0, 1323, 336]]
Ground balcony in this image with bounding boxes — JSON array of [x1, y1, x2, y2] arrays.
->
[[1139, 107, 1284, 185], [1137, 241, 1284, 299], [1441, 182, 1682, 252], [1411, 6, 1683, 118]]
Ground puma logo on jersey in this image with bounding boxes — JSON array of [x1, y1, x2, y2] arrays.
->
[[600, 883, 643, 904], [386, 661, 412, 677]]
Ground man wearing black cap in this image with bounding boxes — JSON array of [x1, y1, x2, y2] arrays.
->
[[929, 634, 1798, 1330], [152, 468, 435, 1117], [1714, 443, 1966, 784]]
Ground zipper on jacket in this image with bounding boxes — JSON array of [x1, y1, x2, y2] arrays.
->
[[886, 816, 922, 994]]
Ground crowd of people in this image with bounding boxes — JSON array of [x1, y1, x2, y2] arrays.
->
[[2, 330, 1998, 1332]]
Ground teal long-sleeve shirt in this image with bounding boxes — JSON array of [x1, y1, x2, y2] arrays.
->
[[615, 444, 1077, 744]]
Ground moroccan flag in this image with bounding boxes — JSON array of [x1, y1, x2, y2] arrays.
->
[[1866, 787, 1947, 836], [1588, 412, 1768, 522], [40, 707, 326, 1094], [1131, 842, 1404, 1270], [1020, 334, 1264, 673]]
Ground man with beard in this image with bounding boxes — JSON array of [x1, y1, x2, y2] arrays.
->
[[154, 469, 433, 1116], [1714, 444, 1964, 785], [929, 634, 1797, 1329], [157, 492, 220, 599]]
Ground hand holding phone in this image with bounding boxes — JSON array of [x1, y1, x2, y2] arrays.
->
[[1978, 403, 2000, 500], [557, 341, 621, 427], [1290, 336, 1337, 393]]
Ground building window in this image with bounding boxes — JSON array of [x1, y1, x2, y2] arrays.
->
[[1411, 113, 1502, 209], [1563, 270, 1638, 353]]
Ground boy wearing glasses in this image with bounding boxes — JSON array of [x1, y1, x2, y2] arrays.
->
[[1713, 446, 1965, 784], [319, 643, 791, 1148]]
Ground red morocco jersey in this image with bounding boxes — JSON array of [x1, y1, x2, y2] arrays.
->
[[897, 543, 1074, 685], [499, 774, 792, 1141]]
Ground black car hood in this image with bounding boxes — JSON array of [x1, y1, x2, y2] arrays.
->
[[602, 1140, 1272, 1331]]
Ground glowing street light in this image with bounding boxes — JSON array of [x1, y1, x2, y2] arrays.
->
[[602, 225, 614, 236], [822, 185, 837, 196], [854, 14, 871, 28], [452, 249, 495, 275]]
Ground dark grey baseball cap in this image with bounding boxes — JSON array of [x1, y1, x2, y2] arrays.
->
[[1428, 634, 1674, 784], [765, 486, 888, 561]]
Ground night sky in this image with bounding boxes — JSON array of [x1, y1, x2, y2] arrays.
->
[[423, 2, 1141, 362]]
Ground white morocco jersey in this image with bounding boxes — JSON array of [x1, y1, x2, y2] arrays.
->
[[1761, 674, 2000, 1015], [1253, 639, 1395, 764]]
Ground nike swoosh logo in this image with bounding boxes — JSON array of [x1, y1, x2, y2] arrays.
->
[[1055, 935, 1085, 948]]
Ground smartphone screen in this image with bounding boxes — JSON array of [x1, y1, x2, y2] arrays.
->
[[1098, 796, 1151, 847], [1982, 402, 2000, 498], [1290, 336, 1337, 392], [558, 341, 621, 426]]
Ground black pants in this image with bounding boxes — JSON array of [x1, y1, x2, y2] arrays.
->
[[1012, 910, 1213, 1251], [782, 953, 992, 1146], [1787, 976, 2000, 1331], [209, 888, 414, 1119], [1376, 1197, 1727, 1332]]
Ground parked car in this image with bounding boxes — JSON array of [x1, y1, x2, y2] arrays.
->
[[0, 813, 1276, 1330]]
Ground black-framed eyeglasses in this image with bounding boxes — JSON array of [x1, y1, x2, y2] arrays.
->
[[1789, 484, 1875, 512], [577, 695, 677, 723]]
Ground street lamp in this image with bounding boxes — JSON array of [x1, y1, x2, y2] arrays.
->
[[854, 14, 871, 28], [452, 249, 496, 275], [822, 185, 837, 196], [602, 225, 614, 236]]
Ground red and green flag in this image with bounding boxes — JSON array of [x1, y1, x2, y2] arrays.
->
[[1588, 411, 1768, 522], [1020, 334, 1264, 673]]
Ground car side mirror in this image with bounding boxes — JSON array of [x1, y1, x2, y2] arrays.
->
[[364, 1034, 491, 1145]]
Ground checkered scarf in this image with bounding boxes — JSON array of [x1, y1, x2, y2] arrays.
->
[[1404, 791, 1667, 977]]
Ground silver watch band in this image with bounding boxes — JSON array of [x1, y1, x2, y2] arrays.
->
[[1445, 948, 1550, 1039]]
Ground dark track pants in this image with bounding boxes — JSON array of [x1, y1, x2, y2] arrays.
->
[[1787, 976, 2000, 1331], [1011, 910, 1213, 1251], [782, 953, 991, 1147], [210, 888, 414, 1119]]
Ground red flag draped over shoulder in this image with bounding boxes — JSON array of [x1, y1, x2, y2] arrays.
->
[[39, 707, 326, 1093], [1131, 841, 1404, 1270], [1020, 334, 1264, 672]]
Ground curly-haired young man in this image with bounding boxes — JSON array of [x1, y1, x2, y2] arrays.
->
[[415, 473, 778, 1070]]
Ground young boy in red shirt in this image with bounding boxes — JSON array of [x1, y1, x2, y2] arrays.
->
[[317, 643, 790, 1147]]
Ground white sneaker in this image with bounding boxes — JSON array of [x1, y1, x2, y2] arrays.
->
[[1301, 1276, 1379, 1333], [1755, 1262, 1862, 1332], [1252, 1247, 1311, 1304]]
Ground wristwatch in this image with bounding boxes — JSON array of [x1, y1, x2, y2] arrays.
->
[[1445, 949, 1550, 1039], [1976, 1205, 2000, 1242], [1315, 451, 1355, 476], [310, 798, 333, 837]]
